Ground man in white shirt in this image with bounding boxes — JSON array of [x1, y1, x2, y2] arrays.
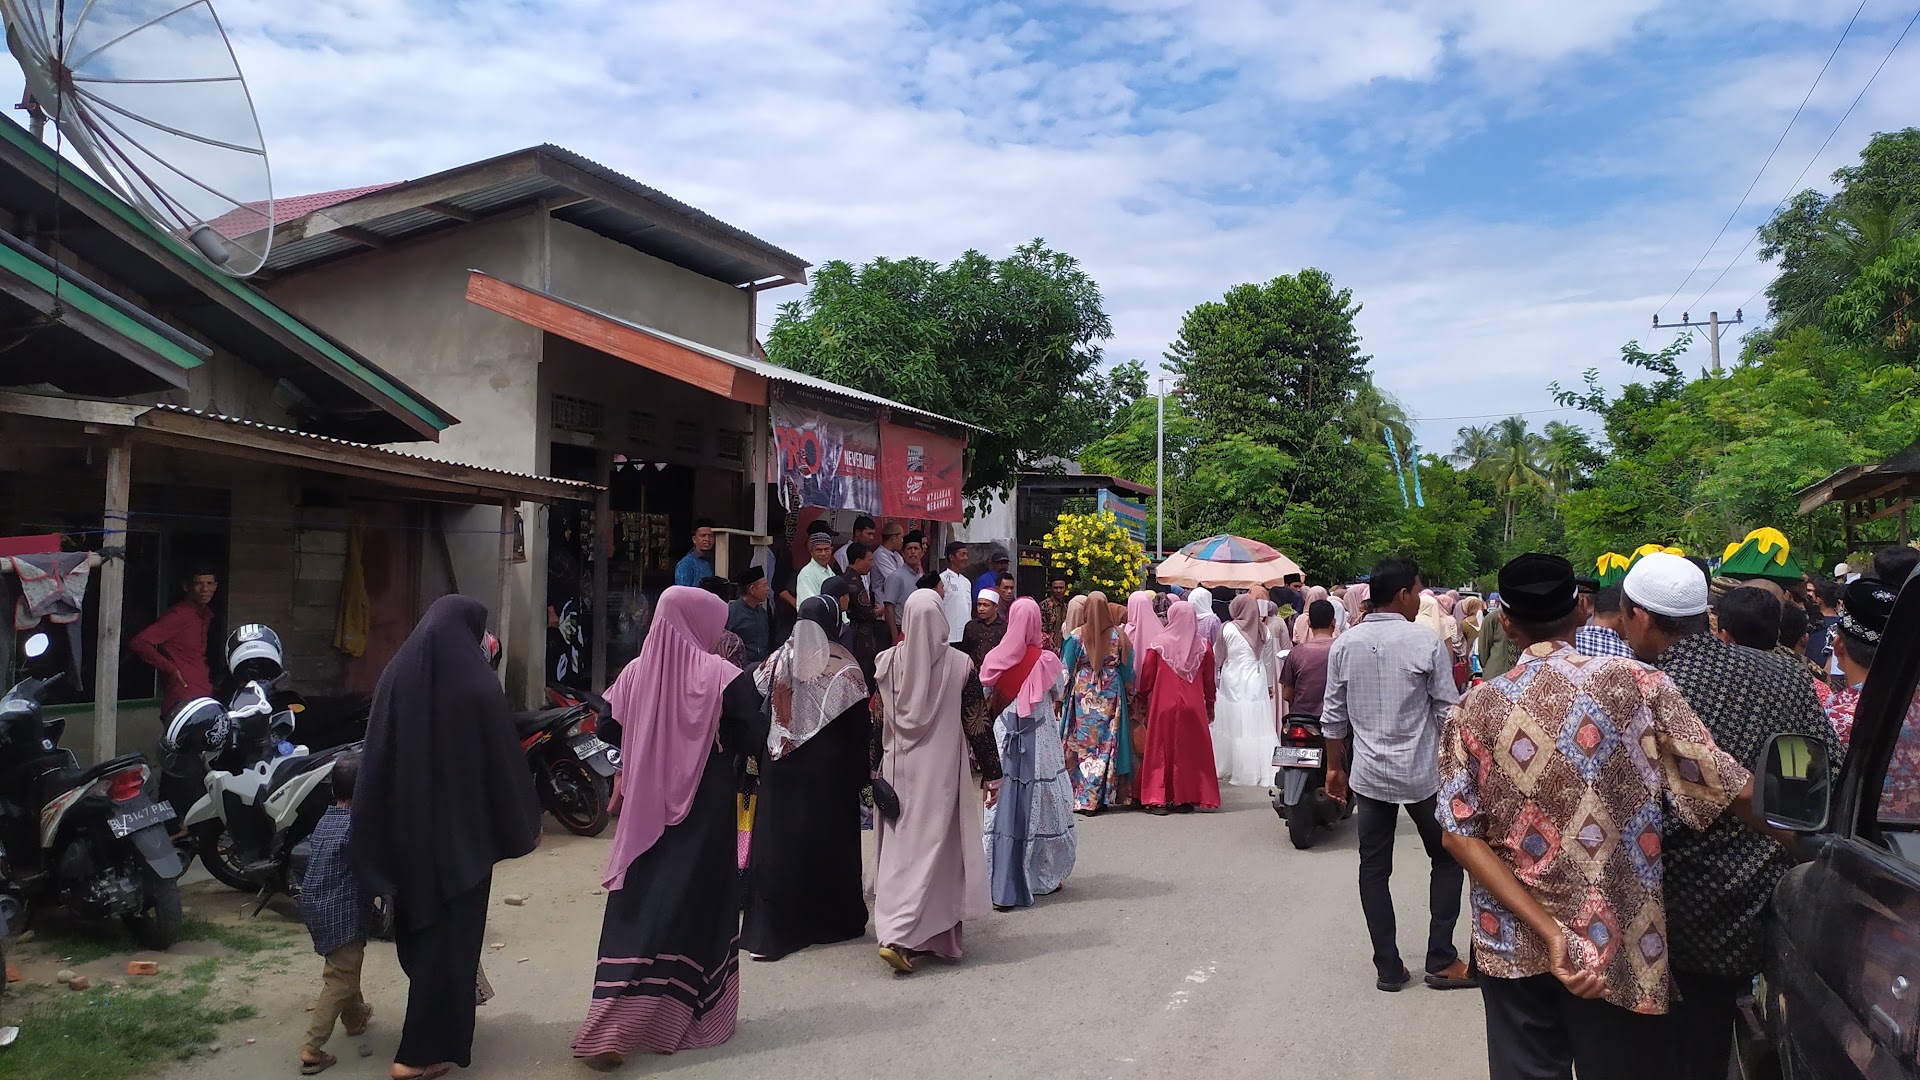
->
[[835, 516, 879, 573], [938, 541, 973, 644]]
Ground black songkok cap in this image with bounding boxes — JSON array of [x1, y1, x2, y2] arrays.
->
[[1840, 578, 1898, 647], [1498, 553, 1580, 623]]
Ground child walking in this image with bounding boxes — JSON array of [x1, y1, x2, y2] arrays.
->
[[299, 751, 373, 1075]]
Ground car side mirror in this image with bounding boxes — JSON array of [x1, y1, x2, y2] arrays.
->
[[1755, 732, 1832, 833]]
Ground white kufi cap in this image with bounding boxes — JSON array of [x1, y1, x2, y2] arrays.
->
[[1623, 552, 1709, 618]]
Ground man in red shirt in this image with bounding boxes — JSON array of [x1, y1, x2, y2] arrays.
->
[[130, 567, 218, 711]]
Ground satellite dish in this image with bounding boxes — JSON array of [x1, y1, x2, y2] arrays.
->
[[0, 0, 273, 276]]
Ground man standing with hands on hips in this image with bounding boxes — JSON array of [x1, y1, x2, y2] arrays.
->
[[1321, 555, 1474, 993]]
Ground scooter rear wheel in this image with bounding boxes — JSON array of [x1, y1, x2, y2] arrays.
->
[[545, 757, 612, 837], [1287, 790, 1319, 850], [123, 867, 183, 950]]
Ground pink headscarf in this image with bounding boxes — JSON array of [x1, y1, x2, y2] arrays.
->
[[1124, 590, 1163, 658], [601, 586, 743, 890], [1437, 591, 1458, 616], [1293, 585, 1334, 641], [1343, 583, 1371, 625], [1152, 599, 1209, 681], [980, 596, 1064, 717]]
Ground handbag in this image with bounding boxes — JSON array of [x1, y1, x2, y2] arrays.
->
[[869, 775, 902, 820]]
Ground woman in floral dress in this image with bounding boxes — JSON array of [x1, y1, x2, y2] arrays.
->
[[1060, 592, 1135, 814]]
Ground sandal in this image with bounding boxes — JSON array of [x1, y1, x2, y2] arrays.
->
[[583, 1052, 625, 1072], [390, 1066, 453, 1080], [343, 1003, 373, 1037], [878, 944, 914, 974], [299, 1052, 336, 1076]]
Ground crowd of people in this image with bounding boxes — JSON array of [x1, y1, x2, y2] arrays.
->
[[285, 516, 1917, 1080]]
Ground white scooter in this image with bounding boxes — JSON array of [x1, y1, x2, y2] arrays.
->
[[165, 626, 351, 915]]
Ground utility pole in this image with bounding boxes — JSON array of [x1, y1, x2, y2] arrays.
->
[[1652, 309, 1744, 374], [1155, 375, 1165, 559]]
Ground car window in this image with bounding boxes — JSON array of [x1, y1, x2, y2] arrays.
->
[[1878, 683, 1920, 833]]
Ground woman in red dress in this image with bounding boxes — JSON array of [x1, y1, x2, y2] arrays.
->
[[1135, 600, 1221, 814]]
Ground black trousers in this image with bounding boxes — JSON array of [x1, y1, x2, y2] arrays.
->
[[1355, 792, 1462, 980], [1481, 973, 1677, 1080], [1671, 970, 1748, 1080], [394, 873, 492, 1069]]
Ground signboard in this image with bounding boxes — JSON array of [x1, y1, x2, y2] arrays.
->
[[880, 422, 966, 522], [1099, 489, 1148, 541], [772, 391, 881, 514]]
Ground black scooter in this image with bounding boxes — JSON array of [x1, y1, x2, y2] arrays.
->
[[1271, 712, 1350, 849], [0, 632, 183, 947]]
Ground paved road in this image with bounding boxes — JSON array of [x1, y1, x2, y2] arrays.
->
[[163, 785, 1487, 1080]]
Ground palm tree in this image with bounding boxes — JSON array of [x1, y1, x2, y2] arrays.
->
[[1451, 424, 1497, 474], [1780, 200, 1920, 332], [1486, 416, 1548, 542], [1346, 379, 1415, 468], [1539, 421, 1597, 495]]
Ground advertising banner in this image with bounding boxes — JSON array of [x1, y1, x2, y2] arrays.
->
[[881, 422, 967, 522], [772, 391, 881, 514], [1098, 489, 1148, 542]]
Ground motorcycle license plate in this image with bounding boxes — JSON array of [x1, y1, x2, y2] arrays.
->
[[572, 735, 610, 761], [108, 799, 173, 839], [1273, 746, 1323, 768]]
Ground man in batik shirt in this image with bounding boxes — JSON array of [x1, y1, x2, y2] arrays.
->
[[1438, 553, 1771, 1080], [1038, 576, 1070, 651], [1622, 557, 1837, 1080]]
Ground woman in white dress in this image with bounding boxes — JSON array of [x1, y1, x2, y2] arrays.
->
[[1211, 592, 1279, 788]]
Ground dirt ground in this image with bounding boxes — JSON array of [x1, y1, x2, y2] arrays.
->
[[9, 786, 1490, 1079]]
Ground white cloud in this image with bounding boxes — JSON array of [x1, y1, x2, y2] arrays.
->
[[22, 0, 1918, 457]]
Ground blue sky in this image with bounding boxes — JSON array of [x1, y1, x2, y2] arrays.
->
[[46, 0, 1920, 451]]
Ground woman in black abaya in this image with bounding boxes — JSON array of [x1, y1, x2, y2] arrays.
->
[[352, 595, 541, 1080], [743, 597, 872, 961]]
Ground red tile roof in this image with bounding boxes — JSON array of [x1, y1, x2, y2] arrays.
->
[[206, 182, 400, 237]]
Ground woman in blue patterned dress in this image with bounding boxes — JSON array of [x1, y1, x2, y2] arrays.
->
[[1060, 592, 1135, 814]]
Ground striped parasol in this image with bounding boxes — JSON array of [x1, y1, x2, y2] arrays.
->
[[1155, 534, 1303, 589]]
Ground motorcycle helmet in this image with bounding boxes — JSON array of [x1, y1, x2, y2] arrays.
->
[[482, 630, 502, 671], [163, 696, 230, 755], [226, 623, 284, 683]]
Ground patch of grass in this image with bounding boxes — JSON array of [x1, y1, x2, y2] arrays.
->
[[179, 916, 295, 955], [1, 959, 255, 1080], [17, 925, 132, 966]]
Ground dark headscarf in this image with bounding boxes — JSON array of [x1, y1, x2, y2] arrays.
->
[[351, 595, 540, 930], [799, 595, 842, 638]]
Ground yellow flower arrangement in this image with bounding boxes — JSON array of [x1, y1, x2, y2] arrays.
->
[[1043, 510, 1146, 596]]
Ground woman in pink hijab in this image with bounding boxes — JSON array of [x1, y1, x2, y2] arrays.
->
[[1135, 601, 1222, 814], [981, 596, 1077, 908], [574, 587, 767, 1066], [1291, 585, 1337, 642]]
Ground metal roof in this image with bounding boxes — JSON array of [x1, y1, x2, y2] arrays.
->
[[143, 404, 595, 499], [257, 145, 811, 287], [0, 114, 455, 443], [471, 272, 977, 434]]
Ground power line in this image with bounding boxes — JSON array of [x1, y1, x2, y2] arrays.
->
[[1653, 0, 1868, 319], [1409, 406, 1582, 423], [1683, 2, 1920, 316]]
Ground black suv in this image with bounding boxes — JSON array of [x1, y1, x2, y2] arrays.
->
[[1742, 582, 1920, 1078]]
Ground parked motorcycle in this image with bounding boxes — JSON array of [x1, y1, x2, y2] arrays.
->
[[514, 696, 615, 837], [483, 631, 616, 835], [0, 632, 183, 947], [0, 830, 22, 1046], [169, 625, 352, 915], [1271, 712, 1349, 850]]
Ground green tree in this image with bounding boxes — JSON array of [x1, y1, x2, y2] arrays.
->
[[1540, 421, 1601, 495], [764, 240, 1113, 512], [1758, 128, 1920, 327], [1484, 416, 1548, 542], [1164, 269, 1385, 577], [1451, 424, 1497, 473]]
